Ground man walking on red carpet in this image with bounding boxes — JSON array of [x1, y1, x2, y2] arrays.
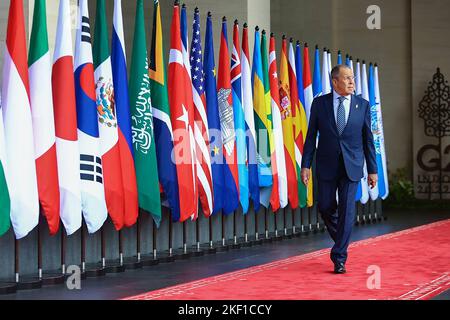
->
[[301, 65, 378, 274]]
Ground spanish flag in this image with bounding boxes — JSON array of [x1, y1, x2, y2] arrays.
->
[[279, 37, 299, 209]]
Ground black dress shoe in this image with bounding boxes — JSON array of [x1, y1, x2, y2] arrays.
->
[[334, 262, 346, 274]]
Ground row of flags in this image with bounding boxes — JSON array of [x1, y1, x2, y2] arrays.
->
[[0, 0, 388, 240]]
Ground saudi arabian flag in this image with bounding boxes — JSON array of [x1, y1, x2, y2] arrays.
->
[[0, 102, 11, 237], [130, 0, 161, 225]]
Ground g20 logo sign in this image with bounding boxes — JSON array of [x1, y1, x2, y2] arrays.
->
[[417, 144, 450, 172]]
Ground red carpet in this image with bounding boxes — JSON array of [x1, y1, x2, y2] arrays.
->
[[123, 219, 450, 300]]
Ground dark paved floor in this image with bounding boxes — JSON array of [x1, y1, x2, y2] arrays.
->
[[1, 209, 449, 300]]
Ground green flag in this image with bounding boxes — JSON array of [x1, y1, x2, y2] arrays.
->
[[130, 0, 161, 225], [0, 106, 11, 237]]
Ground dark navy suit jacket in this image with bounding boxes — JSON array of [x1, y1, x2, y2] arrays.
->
[[301, 93, 377, 182]]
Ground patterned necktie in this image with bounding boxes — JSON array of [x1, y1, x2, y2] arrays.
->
[[337, 96, 346, 135]]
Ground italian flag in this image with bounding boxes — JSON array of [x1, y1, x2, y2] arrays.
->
[[29, 0, 61, 235]]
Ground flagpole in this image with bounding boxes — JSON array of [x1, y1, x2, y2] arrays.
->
[[300, 207, 307, 234], [220, 212, 227, 250], [81, 220, 85, 274], [209, 214, 213, 250], [232, 210, 240, 249], [233, 211, 237, 246], [183, 221, 187, 254], [308, 207, 312, 232], [61, 226, 66, 276], [119, 230, 123, 266], [292, 207, 297, 236], [207, 214, 216, 254], [355, 202, 360, 226], [194, 212, 204, 256], [244, 210, 248, 243], [136, 212, 141, 263], [153, 217, 157, 260], [283, 207, 287, 236], [38, 217, 42, 280], [15, 238, 19, 284], [181, 221, 191, 259], [315, 204, 321, 231], [101, 227, 105, 269], [264, 208, 268, 239], [255, 206, 259, 241], [274, 209, 278, 238], [196, 213, 200, 252], [101, 226, 124, 274], [169, 212, 173, 257], [41, 221, 65, 285]]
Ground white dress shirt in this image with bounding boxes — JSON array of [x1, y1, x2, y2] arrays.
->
[[333, 90, 351, 127]]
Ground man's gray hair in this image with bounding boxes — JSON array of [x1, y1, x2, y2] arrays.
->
[[331, 64, 352, 80]]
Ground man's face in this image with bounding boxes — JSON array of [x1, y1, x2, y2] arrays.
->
[[332, 67, 355, 96]]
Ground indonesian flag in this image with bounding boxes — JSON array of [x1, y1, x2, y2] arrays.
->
[[168, 4, 198, 222], [93, 0, 125, 230], [52, 0, 82, 236], [29, 0, 61, 236], [269, 34, 288, 210], [1, 0, 40, 239]]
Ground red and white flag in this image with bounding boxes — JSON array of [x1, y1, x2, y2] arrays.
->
[[52, 0, 82, 235], [168, 4, 198, 222], [1, 0, 39, 239]]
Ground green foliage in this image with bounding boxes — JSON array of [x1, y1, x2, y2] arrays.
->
[[384, 168, 450, 210]]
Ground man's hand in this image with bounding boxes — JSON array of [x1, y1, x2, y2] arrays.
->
[[368, 174, 378, 189], [301, 168, 310, 186]]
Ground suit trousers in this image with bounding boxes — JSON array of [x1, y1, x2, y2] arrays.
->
[[317, 155, 358, 264]]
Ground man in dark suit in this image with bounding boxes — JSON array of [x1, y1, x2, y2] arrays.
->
[[301, 65, 378, 274]]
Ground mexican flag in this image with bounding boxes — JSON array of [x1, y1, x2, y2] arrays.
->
[[93, 0, 125, 230]]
